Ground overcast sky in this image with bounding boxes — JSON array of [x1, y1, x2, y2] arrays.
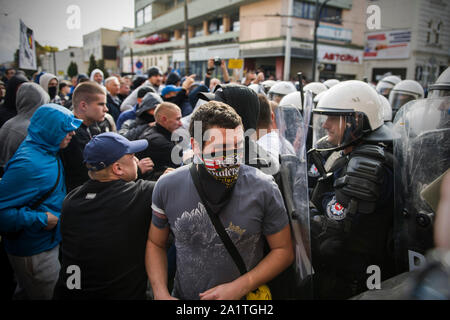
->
[[0, 0, 135, 64]]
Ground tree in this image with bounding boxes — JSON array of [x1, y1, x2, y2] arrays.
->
[[88, 54, 97, 76], [67, 61, 78, 78], [96, 59, 109, 79]]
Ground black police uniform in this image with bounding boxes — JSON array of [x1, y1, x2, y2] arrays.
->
[[310, 143, 396, 299]]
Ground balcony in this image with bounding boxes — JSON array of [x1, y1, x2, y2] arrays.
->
[[135, 0, 257, 38], [132, 31, 240, 54]]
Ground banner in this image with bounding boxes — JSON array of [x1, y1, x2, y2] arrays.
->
[[364, 29, 411, 60], [19, 20, 37, 70], [317, 44, 363, 65]]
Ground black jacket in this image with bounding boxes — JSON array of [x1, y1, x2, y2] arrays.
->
[[137, 123, 180, 178], [106, 94, 121, 122], [60, 123, 101, 192], [53, 179, 155, 300]]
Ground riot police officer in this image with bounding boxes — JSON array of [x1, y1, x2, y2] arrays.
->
[[428, 66, 450, 98], [376, 75, 401, 99], [267, 81, 297, 104], [389, 80, 424, 119], [308, 80, 399, 299]]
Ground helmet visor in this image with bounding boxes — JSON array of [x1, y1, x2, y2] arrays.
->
[[376, 82, 394, 98], [312, 110, 368, 151], [268, 92, 285, 104], [389, 92, 417, 114]]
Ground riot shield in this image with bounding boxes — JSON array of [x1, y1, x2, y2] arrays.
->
[[392, 97, 450, 273], [274, 102, 313, 298]]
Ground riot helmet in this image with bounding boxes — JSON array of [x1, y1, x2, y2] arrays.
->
[[267, 81, 297, 104], [248, 83, 265, 95], [312, 80, 388, 151], [323, 79, 340, 89], [279, 91, 302, 110], [389, 80, 424, 117], [376, 75, 401, 99], [261, 80, 277, 94], [303, 82, 327, 99], [428, 67, 450, 98], [379, 94, 393, 122]]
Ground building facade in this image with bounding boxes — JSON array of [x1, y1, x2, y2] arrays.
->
[[130, 0, 367, 81], [40, 47, 88, 78], [83, 28, 122, 74], [363, 0, 450, 88]]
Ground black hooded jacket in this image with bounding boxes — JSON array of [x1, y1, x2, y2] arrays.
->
[[119, 92, 162, 140], [0, 75, 29, 128]]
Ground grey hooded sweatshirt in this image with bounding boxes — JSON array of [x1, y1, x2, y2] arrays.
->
[[0, 82, 50, 168]]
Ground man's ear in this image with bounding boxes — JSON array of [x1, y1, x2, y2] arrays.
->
[[79, 100, 88, 112], [111, 162, 123, 176], [190, 137, 202, 155]]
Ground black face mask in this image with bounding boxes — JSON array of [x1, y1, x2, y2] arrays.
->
[[195, 163, 237, 213], [48, 86, 57, 100]]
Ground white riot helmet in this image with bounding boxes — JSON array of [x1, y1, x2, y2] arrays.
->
[[248, 83, 264, 95], [376, 75, 401, 99], [279, 91, 302, 109], [268, 81, 297, 103], [389, 80, 424, 117], [303, 82, 327, 98], [379, 94, 392, 122], [313, 80, 391, 151], [261, 80, 277, 94], [428, 67, 450, 98], [323, 79, 340, 89], [313, 90, 327, 105]]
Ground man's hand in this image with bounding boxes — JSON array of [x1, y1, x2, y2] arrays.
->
[[199, 281, 246, 300], [207, 58, 215, 70], [44, 212, 59, 230], [182, 75, 196, 91], [138, 157, 154, 174], [253, 72, 265, 84]]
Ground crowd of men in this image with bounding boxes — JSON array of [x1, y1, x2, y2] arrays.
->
[[0, 61, 449, 300]]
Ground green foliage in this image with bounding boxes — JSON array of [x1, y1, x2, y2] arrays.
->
[[96, 59, 109, 78], [88, 54, 97, 75], [67, 61, 78, 78]]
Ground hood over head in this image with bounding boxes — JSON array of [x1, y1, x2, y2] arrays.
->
[[189, 85, 209, 109], [3, 74, 29, 111], [39, 73, 58, 93], [166, 72, 181, 85], [136, 92, 163, 117], [16, 82, 50, 117], [90, 69, 104, 82], [213, 83, 260, 131], [27, 103, 82, 153]]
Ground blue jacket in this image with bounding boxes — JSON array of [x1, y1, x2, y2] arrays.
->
[[0, 104, 82, 256], [116, 103, 137, 130]]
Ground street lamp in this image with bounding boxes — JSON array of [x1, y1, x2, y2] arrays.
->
[[312, 0, 332, 81]]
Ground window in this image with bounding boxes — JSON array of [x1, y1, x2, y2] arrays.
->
[[144, 5, 152, 24], [136, 9, 144, 27], [209, 19, 223, 34], [194, 24, 204, 37], [294, 1, 342, 24], [70, 52, 75, 58]]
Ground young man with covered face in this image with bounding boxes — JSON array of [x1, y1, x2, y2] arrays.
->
[[146, 101, 294, 300]]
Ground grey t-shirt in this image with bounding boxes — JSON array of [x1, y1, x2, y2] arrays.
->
[[151, 164, 288, 300]]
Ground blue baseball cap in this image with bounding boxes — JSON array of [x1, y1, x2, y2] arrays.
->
[[161, 84, 182, 97], [83, 132, 148, 171]]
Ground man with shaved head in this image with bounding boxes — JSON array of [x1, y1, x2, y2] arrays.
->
[[136, 102, 183, 179]]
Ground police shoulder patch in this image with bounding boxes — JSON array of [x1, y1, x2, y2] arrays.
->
[[326, 196, 347, 221]]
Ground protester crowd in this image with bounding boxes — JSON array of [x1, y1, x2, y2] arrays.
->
[[0, 59, 449, 301]]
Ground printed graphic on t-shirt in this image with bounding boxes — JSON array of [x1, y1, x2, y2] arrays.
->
[[172, 202, 260, 299]]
